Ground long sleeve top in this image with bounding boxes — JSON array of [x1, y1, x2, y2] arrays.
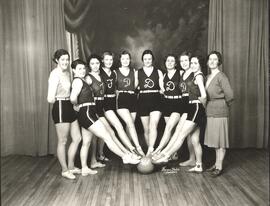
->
[[205, 72, 234, 117]]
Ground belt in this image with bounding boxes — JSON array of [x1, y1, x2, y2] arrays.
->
[[189, 100, 201, 104], [182, 93, 189, 97], [164, 95, 182, 99], [78, 102, 95, 108], [139, 90, 159, 94], [94, 97, 104, 100], [118, 90, 135, 94], [56, 97, 70, 100], [104, 94, 116, 98]]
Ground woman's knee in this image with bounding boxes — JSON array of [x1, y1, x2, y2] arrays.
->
[[58, 137, 68, 145], [165, 122, 175, 132], [82, 139, 91, 147], [72, 135, 82, 144]]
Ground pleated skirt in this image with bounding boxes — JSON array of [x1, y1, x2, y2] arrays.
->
[[204, 117, 229, 148]]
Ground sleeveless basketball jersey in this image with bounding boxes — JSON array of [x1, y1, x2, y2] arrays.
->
[[100, 68, 116, 94], [88, 73, 105, 97], [115, 68, 135, 91], [138, 68, 160, 91], [75, 77, 95, 104], [185, 72, 204, 101], [163, 70, 181, 96], [179, 72, 188, 95]]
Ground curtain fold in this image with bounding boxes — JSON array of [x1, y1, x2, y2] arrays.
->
[[1, 0, 67, 156], [208, 0, 269, 148]]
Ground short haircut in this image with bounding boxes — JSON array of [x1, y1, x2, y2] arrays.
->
[[71, 59, 86, 69], [102, 51, 114, 60], [87, 54, 101, 66], [141, 49, 155, 61], [52, 49, 70, 63], [179, 51, 192, 60], [207, 51, 222, 66]]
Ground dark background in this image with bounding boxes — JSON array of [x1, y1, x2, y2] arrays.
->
[[66, 0, 209, 72]]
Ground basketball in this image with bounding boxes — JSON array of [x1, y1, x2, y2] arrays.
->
[[137, 157, 155, 174]]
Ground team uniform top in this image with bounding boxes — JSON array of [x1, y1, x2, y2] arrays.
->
[[138, 68, 160, 92], [75, 77, 99, 129], [162, 70, 183, 115], [115, 68, 136, 92], [115, 68, 137, 112], [75, 77, 95, 104], [87, 73, 105, 117], [88, 73, 105, 98], [100, 68, 117, 111], [185, 71, 205, 102], [137, 68, 161, 116], [48, 68, 71, 98], [184, 71, 205, 125], [179, 71, 189, 97], [100, 68, 116, 95], [163, 70, 182, 97]]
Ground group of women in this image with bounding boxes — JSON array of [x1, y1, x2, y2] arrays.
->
[[47, 49, 234, 180]]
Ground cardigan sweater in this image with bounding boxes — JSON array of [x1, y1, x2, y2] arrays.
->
[[206, 72, 234, 117]]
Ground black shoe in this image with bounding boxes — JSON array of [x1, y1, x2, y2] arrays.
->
[[206, 165, 216, 172], [210, 169, 222, 177]]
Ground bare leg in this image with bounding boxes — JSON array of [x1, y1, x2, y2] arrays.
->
[[88, 120, 140, 164], [140, 116, 150, 146], [55, 123, 70, 172], [90, 136, 105, 168], [125, 112, 137, 140], [68, 120, 82, 170], [80, 128, 97, 175], [117, 109, 144, 155], [157, 113, 187, 155], [97, 138, 107, 160], [188, 127, 203, 172], [55, 123, 76, 179], [153, 113, 180, 154], [154, 120, 197, 163], [100, 117, 130, 154], [104, 110, 135, 151], [179, 136, 196, 167], [147, 111, 162, 155]]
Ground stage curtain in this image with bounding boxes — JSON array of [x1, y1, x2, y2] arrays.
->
[[1, 0, 67, 156], [208, 0, 269, 148], [64, 0, 95, 60]]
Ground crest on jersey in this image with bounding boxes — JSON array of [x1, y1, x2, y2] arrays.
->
[[107, 79, 113, 88], [123, 78, 131, 87], [166, 81, 175, 91], [144, 78, 154, 88], [180, 82, 187, 92]]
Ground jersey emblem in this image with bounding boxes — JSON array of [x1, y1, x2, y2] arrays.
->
[[144, 78, 154, 88]]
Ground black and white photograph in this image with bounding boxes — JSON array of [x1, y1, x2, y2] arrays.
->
[[1, 0, 269, 205]]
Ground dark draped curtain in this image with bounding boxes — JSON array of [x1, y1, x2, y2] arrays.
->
[[208, 0, 269, 148], [1, 0, 67, 156], [64, 0, 95, 60], [64, 0, 209, 69]]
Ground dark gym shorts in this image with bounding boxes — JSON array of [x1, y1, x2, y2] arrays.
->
[[117, 92, 137, 113], [180, 95, 190, 114], [162, 97, 182, 117], [137, 92, 161, 116], [78, 105, 99, 129], [186, 102, 205, 126], [95, 99, 105, 117], [104, 95, 116, 111], [52, 100, 77, 124]]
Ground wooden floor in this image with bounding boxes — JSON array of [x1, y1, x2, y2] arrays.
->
[[1, 149, 269, 206]]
